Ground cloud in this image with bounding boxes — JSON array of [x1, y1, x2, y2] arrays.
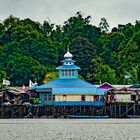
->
[[0, 0, 139, 29]]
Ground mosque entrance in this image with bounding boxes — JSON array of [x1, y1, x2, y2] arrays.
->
[[81, 95, 85, 101]]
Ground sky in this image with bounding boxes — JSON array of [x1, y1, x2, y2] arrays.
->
[[0, 0, 140, 29]]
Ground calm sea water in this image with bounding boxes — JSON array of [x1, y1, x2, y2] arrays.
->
[[0, 119, 140, 140]]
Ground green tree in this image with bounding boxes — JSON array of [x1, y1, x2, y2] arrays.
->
[[43, 72, 58, 83], [93, 57, 117, 84], [6, 55, 47, 86], [99, 18, 109, 33], [0, 70, 8, 88], [69, 37, 96, 82]]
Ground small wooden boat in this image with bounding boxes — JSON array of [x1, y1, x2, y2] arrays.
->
[[67, 115, 109, 119], [127, 115, 140, 118]]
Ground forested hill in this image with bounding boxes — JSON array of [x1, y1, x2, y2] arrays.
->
[[0, 12, 140, 86]]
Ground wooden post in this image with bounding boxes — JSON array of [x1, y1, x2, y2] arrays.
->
[[102, 106, 104, 116], [119, 103, 121, 118], [93, 106, 95, 115], [104, 106, 106, 116], [84, 106, 85, 115], [126, 103, 128, 117], [80, 106, 82, 115], [1, 94, 3, 118], [110, 103, 112, 118], [133, 103, 136, 115], [73, 106, 75, 115], [114, 103, 116, 118]]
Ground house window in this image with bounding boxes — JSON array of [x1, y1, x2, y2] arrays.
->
[[63, 95, 67, 101], [94, 95, 99, 102], [44, 94, 54, 101], [52, 95, 55, 101], [131, 95, 136, 101], [48, 94, 52, 101], [81, 95, 85, 101], [62, 70, 64, 76], [44, 95, 47, 101]]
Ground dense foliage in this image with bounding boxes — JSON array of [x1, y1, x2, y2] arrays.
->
[[0, 12, 139, 86]]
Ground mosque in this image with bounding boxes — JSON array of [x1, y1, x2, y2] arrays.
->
[[34, 49, 105, 107]]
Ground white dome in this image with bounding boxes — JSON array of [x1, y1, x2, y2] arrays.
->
[[64, 51, 73, 58]]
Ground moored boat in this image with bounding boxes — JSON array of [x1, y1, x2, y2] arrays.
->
[[67, 115, 109, 119], [127, 115, 140, 118]]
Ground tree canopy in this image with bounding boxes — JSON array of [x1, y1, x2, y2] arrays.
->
[[0, 12, 139, 86]]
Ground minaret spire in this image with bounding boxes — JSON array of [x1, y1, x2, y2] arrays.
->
[[64, 47, 73, 59], [67, 47, 69, 52]]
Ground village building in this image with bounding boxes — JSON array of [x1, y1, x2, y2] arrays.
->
[[97, 82, 116, 90], [105, 84, 140, 103]]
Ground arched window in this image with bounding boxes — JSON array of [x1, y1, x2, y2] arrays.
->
[[65, 70, 68, 76], [72, 70, 75, 76], [44, 95, 47, 101], [69, 70, 71, 76], [62, 70, 64, 76]]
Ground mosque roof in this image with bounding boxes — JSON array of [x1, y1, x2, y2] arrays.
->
[[52, 88, 105, 95], [37, 78, 95, 88], [36, 78, 105, 95], [61, 59, 76, 63], [64, 51, 73, 58], [56, 65, 81, 70]]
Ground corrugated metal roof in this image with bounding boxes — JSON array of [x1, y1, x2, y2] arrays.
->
[[128, 84, 140, 88], [56, 65, 81, 70], [28, 85, 38, 91]]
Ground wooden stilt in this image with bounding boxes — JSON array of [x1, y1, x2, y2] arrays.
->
[[126, 103, 128, 117], [110, 103, 112, 117], [133, 103, 136, 115], [114, 104, 116, 118], [119, 103, 121, 118]]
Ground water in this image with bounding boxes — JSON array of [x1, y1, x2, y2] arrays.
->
[[0, 119, 140, 140]]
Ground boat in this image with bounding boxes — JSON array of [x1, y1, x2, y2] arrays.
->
[[67, 115, 109, 119], [127, 115, 140, 118]]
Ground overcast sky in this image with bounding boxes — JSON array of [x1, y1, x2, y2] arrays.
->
[[0, 0, 140, 29]]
